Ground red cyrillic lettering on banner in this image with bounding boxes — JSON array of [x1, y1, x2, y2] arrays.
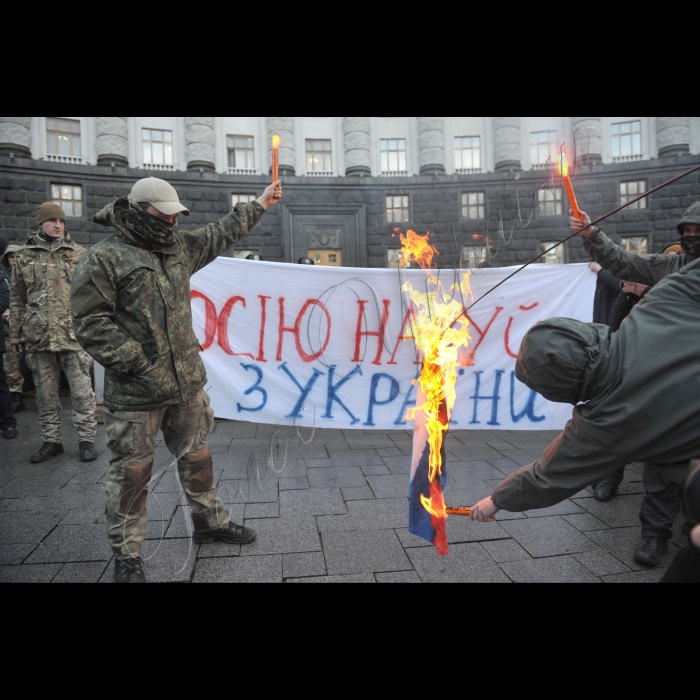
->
[[191, 291, 217, 351], [257, 295, 271, 363], [388, 307, 421, 365], [277, 299, 332, 363], [218, 296, 254, 359], [465, 307, 504, 364], [352, 299, 391, 365], [505, 303, 539, 358]]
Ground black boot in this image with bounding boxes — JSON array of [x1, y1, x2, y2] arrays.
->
[[594, 478, 620, 502], [11, 393, 26, 414], [30, 442, 64, 464], [2, 427, 18, 440], [634, 537, 669, 567], [193, 522, 257, 545], [114, 558, 148, 584], [79, 441, 97, 463]]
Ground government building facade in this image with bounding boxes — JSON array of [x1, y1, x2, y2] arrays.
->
[[1, 117, 699, 269]]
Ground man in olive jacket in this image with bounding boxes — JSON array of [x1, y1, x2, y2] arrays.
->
[[11, 204, 97, 463], [470, 258, 700, 529], [0, 236, 17, 440], [71, 177, 281, 584], [1, 243, 25, 413]]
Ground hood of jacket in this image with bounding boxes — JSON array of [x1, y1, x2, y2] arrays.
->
[[515, 318, 613, 406], [93, 196, 180, 253], [677, 201, 700, 235], [0, 244, 22, 273]]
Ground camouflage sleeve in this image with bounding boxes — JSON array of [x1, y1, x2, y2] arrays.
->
[[70, 256, 149, 374], [182, 201, 265, 274], [584, 228, 675, 286], [9, 261, 27, 345], [0, 272, 9, 316]]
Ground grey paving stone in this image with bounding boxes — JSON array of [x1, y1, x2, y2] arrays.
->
[[572, 495, 644, 529], [27, 524, 113, 564], [502, 517, 598, 558], [279, 478, 310, 491], [283, 552, 327, 579], [447, 517, 510, 545], [0, 544, 35, 566], [245, 503, 279, 519], [0, 471, 75, 499], [409, 543, 511, 584], [395, 528, 432, 549], [602, 568, 668, 584], [317, 515, 355, 533], [322, 530, 412, 576], [287, 574, 376, 584], [361, 464, 392, 476], [194, 555, 283, 583], [497, 449, 544, 465], [308, 467, 368, 489], [380, 456, 411, 475], [342, 487, 375, 501], [59, 507, 105, 525], [216, 420, 258, 438], [142, 539, 198, 583], [52, 562, 109, 584], [348, 498, 409, 531], [0, 510, 65, 544], [0, 500, 13, 513], [562, 513, 609, 532], [305, 458, 333, 469], [500, 556, 602, 583], [232, 479, 279, 505], [346, 436, 397, 449], [449, 461, 508, 482], [487, 459, 521, 473], [377, 448, 403, 457], [146, 491, 183, 521], [573, 550, 632, 577], [523, 500, 586, 519], [376, 571, 422, 584], [0, 564, 62, 583], [330, 449, 384, 468], [198, 542, 241, 558], [481, 540, 532, 564], [241, 516, 321, 556], [586, 527, 680, 572], [497, 432, 552, 449], [367, 475, 409, 499], [165, 507, 195, 539], [279, 488, 346, 517], [446, 445, 503, 462]]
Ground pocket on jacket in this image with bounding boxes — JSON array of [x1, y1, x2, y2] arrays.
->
[[105, 409, 150, 460]]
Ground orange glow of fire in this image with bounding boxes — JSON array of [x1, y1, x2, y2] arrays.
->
[[400, 230, 471, 554], [557, 152, 569, 178], [272, 135, 281, 150]]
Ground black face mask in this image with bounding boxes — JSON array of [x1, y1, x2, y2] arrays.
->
[[680, 236, 700, 260], [122, 204, 178, 248]]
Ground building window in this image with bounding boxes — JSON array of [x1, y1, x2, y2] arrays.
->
[[620, 180, 648, 209], [386, 195, 410, 223], [612, 121, 642, 159], [539, 241, 566, 264], [463, 245, 489, 269], [47, 118, 81, 158], [227, 135, 255, 171], [381, 139, 408, 173], [232, 194, 256, 207], [51, 184, 83, 218], [462, 192, 486, 220], [305, 139, 332, 174], [530, 130, 559, 166], [621, 236, 649, 255], [231, 249, 261, 260], [142, 128, 173, 166], [455, 136, 481, 171], [538, 188, 563, 217]]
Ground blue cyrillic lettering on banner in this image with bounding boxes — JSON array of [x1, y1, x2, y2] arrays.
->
[[470, 370, 505, 426], [278, 362, 324, 419], [237, 364, 267, 413], [394, 378, 418, 426], [510, 372, 546, 424], [364, 374, 401, 427], [324, 366, 362, 425]]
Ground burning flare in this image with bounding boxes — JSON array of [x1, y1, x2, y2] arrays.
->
[[272, 135, 281, 150], [400, 230, 472, 555], [557, 152, 570, 178]]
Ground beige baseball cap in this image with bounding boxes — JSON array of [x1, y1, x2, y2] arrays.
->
[[131, 177, 190, 216]]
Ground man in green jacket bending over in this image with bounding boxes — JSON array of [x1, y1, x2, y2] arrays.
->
[[71, 177, 282, 584]]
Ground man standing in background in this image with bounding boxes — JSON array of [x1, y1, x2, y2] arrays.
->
[[1, 242, 26, 414], [0, 236, 17, 440]]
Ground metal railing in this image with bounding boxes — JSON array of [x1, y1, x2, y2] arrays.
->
[[227, 168, 257, 175], [305, 171, 334, 177], [381, 170, 409, 177], [46, 154, 83, 164], [613, 155, 644, 163]]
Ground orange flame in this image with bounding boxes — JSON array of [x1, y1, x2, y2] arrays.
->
[[557, 152, 569, 178], [400, 229, 471, 556], [272, 135, 281, 150]]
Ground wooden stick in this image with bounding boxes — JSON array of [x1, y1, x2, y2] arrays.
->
[[446, 507, 471, 517]]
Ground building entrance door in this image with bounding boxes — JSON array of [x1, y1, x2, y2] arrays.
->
[[308, 249, 343, 267]]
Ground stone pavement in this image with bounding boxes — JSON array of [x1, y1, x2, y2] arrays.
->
[[0, 398, 687, 583]]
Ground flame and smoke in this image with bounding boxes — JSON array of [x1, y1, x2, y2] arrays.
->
[[557, 152, 569, 177], [400, 230, 472, 555], [272, 135, 281, 150]]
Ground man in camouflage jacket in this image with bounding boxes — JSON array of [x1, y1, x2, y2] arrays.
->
[[0, 236, 17, 440], [10, 203, 97, 464], [71, 177, 282, 584], [2, 243, 27, 413]]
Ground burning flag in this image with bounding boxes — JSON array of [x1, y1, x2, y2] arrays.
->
[[400, 230, 472, 556]]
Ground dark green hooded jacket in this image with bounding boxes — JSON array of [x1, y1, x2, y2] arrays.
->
[[493, 257, 700, 513], [71, 197, 264, 412]]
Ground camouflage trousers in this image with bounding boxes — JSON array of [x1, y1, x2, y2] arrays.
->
[[25, 351, 97, 444], [103, 389, 229, 560], [3, 320, 23, 394]]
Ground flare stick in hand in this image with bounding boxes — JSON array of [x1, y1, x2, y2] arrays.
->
[[557, 153, 581, 222], [272, 135, 280, 183]]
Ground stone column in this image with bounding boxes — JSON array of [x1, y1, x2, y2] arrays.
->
[[185, 117, 216, 171], [0, 117, 32, 157], [492, 117, 521, 172], [267, 117, 296, 176], [571, 117, 602, 164], [343, 117, 371, 176], [96, 117, 129, 167], [657, 117, 691, 158], [417, 117, 445, 175]]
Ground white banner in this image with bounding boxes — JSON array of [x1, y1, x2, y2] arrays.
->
[[190, 260, 595, 431]]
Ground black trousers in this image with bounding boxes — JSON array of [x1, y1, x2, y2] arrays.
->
[[640, 465, 683, 541], [0, 353, 17, 432], [660, 542, 700, 583]]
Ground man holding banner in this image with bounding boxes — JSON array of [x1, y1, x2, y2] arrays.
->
[[71, 177, 282, 584]]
